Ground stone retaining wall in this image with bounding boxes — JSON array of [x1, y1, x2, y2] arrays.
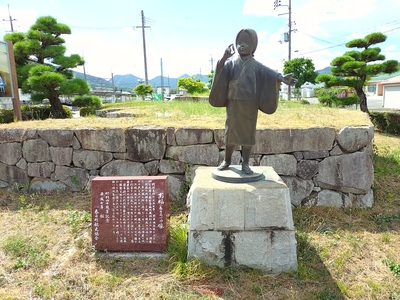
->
[[0, 125, 374, 208]]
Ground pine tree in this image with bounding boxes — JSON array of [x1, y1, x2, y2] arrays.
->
[[317, 32, 398, 113], [4, 16, 90, 118]]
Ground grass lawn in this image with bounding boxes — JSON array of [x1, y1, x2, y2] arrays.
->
[[0, 99, 372, 130], [0, 100, 399, 299]]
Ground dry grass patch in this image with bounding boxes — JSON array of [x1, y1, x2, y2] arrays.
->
[[0, 100, 372, 130], [1, 103, 399, 299], [1, 131, 399, 299]]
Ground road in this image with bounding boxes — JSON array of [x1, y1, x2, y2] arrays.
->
[[306, 96, 383, 110]]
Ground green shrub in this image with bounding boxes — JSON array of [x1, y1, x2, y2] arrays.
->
[[0, 105, 72, 124], [337, 95, 359, 107], [315, 87, 359, 108], [300, 99, 310, 105], [21, 105, 72, 120], [318, 95, 359, 108], [21, 105, 51, 120], [384, 112, 400, 135], [79, 106, 97, 117], [73, 95, 102, 109], [370, 112, 386, 130], [370, 112, 400, 135], [61, 105, 73, 118], [318, 95, 334, 107], [0, 109, 15, 123]]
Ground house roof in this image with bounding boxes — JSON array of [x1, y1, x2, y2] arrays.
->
[[300, 82, 324, 88], [370, 70, 400, 82], [381, 75, 400, 85]]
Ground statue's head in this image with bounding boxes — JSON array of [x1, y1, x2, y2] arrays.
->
[[235, 29, 258, 57]]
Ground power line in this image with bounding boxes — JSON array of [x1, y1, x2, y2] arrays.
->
[[294, 18, 400, 57], [70, 26, 128, 30], [383, 25, 400, 34], [298, 43, 345, 56], [298, 30, 343, 46]]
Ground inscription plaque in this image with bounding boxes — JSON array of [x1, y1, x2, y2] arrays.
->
[[91, 176, 168, 251]]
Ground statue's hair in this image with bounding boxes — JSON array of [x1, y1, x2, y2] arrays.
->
[[236, 28, 258, 55]]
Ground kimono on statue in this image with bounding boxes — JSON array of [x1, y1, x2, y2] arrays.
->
[[209, 28, 294, 175], [209, 55, 281, 146]]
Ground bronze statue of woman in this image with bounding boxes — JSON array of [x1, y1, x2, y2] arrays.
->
[[209, 28, 296, 175]]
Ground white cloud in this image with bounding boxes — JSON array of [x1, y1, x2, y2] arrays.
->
[[3, 0, 400, 80], [257, 30, 269, 40], [242, 0, 275, 16]]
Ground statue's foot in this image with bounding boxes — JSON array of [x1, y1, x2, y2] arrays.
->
[[217, 161, 231, 171], [241, 163, 253, 175]]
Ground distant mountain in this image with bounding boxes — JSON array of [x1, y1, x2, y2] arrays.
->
[[73, 71, 209, 91], [113, 74, 141, 90], [73, 72, 112, 89], [317, 66, 332, 74]]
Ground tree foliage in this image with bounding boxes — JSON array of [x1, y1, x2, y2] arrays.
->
[[283, 58, 318, 89], [72, 95, 102, 109], [316, 32, 399, 113], [134, 84, 154, 100], [4, 16, 90, 118], [207, 70, 214, 90], [314, 87, 359, 108], [177, 77, 207, 95], [283, 58, 318, 100]]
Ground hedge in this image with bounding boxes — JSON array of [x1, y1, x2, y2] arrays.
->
[[370, 111, 400, 135], [0, 105, 72, 124]]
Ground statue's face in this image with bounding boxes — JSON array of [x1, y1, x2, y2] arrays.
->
[[236, 32, 253, 57]]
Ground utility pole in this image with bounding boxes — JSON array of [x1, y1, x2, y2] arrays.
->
[[287, 0, 292, 101], [3, 4, 16, 32], [83, 63, 87, 82], [111, 72, 116, 103], [209, 55, 214, 71], [274, 0, 293, 100], [7, 41, 22, 121], [134, 10, 150, 84], [160, 58, 164, 101], [288, 0, 292, 62]]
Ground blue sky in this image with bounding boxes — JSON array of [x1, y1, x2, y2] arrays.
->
[[1, 0, 400, 81]]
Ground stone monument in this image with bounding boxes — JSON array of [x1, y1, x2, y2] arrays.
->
[[187, 166, 297, 273], [91, 176, 168, 252]]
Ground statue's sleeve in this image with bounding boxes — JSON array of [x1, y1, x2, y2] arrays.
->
[[258, 65, 281, 114], [209, 60, 230, 107]]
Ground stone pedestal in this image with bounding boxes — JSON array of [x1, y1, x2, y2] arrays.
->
[[186, 166, 297, 273]]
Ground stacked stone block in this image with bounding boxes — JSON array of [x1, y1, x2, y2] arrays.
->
[[0, 125, 374, 207]]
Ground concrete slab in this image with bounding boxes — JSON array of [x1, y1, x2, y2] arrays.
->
[[187, 166, 297, 273]]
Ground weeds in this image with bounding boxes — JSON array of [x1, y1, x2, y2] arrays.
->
[[2, 234, 51, 269], [166, 216, 193, 277], [66, 209, 91, 238], [319, 289, 342, 300], [384, 260, 400, 277]]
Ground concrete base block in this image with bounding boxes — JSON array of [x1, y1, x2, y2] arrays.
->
[[187, 166, 297, 273]]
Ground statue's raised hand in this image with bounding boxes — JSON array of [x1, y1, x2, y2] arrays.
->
[[222, 44, 235, 61]]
